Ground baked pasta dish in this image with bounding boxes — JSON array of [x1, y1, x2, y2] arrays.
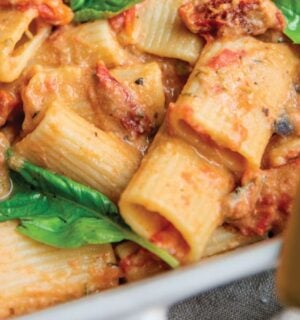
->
[[0, 0, 299, 317]]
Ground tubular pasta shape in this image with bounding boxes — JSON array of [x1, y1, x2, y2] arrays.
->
[[14, 103, 142, 201], [33, 20, 130, 68], [202, 226, 262, 258], [0, 9, 50, 83], [124, 0, 203, 64], [168, 37, 299, 168], [119, 132, 234, 263], [0, 221, 119, 319]]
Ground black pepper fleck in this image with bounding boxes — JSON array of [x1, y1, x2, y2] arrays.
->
[[134, 78, 144, 85]]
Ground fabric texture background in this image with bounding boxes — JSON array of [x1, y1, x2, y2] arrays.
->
[[168, 271, 282, 320]]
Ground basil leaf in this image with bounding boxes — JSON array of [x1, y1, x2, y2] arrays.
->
[[2, 152, 179, 268], [274, 0, 300, 43], [70, 0, 142, 22], [19, 217, 126, 247]]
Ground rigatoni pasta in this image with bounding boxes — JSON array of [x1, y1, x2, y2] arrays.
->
[[168, 37, 299, 168], [119, 131, 234, 263], [0, 221, 119, 319], [123, 0, 203, 64], [202, 227, 263, 258], [0, 9, 50, 82], [15, 103, 142, 201], [32, 20, 130, 68]]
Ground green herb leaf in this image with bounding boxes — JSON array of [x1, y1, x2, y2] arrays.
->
[[1, 152, 179, 268], [274, 0, 300, 43], [70, 0, 142, 22]]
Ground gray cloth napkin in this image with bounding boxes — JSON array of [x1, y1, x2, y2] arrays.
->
[[168, 271, 282, 320]]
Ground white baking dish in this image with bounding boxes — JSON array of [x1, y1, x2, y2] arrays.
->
[[18, 238, 281, 320]]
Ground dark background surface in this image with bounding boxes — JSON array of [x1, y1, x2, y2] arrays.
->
[[168, 271, 282, 320]]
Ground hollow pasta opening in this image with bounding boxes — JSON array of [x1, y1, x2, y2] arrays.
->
[[12, 18, 41, 55], [128, 203, 190, 262]]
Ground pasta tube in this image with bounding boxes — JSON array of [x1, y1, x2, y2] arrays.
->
[[124, 0, 203, 64], [0, 9, 50, 82], [0, 221, 119, 319], [119, 132, 234, 263], [202, 226, 262, 258], [168, 37, 299, 168], [15, 103, 142, 201], [32, 20, 130, 68]]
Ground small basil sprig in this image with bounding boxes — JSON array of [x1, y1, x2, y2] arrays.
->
[[274, 0, 300, 43], [1, 151, 179, 268], [70, 0, 142, 22]]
